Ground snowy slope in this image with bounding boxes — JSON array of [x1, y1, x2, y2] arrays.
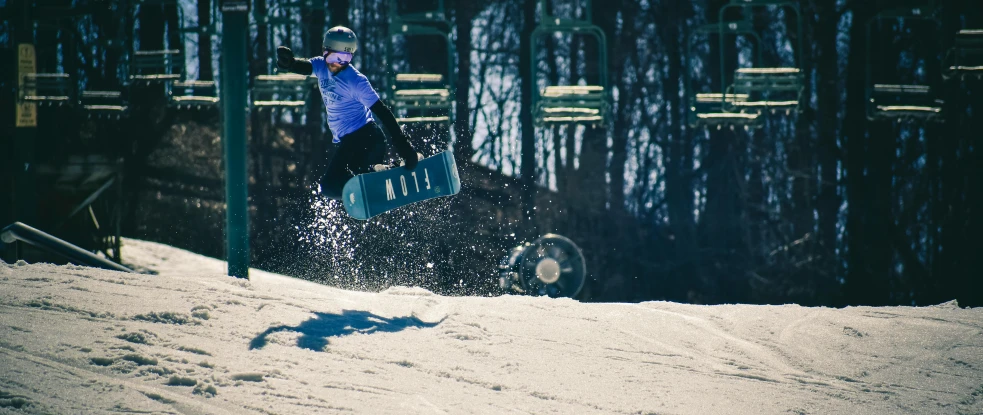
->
[[1, 238, 982, 414]]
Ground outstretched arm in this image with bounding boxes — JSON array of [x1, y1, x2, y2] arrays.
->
[[276, 46, 313, 76], [370, 99, 418, 170]]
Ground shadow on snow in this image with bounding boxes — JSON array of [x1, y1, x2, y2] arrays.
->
[[249, 309, 443, 351]]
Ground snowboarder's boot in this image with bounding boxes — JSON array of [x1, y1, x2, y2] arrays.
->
[[370, 153, 422, 172]]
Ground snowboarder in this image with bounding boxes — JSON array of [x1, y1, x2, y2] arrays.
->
[[275, 26, 419, 201]]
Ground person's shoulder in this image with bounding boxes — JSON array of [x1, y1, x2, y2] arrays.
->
[[309, 56, 327, 75], [339, 65, 370, 82]]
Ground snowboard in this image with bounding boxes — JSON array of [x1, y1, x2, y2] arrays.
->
[[341, 150, 461, 220]]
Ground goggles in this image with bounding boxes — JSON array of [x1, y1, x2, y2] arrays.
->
[[323, 50, 353, 65]]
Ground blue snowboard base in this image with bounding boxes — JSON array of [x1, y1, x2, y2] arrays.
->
[[341, 151, 461, 220]]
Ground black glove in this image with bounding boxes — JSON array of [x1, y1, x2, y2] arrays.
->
[[394, 137, 419, 170], [276, 46, 295, 71]]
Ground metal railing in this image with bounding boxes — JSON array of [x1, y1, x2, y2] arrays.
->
[[1, 222, 133, 273]]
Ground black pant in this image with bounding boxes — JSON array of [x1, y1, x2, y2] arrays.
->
[[319, 122, 388, 200]]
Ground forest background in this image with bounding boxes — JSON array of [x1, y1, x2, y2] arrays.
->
[[1, 0, 980, 307]]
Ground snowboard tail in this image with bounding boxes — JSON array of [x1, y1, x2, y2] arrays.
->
[[341, 151, 461, 220]]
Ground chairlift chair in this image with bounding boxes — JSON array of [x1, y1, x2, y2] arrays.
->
[[393, 0, 447, 22], [865, 3, 944, 122], [727, 67, 804, 115], [717, 0, 806, 118], [130, 50, 183, 84], [21, 73, 73, 107], [388, 0, 454, 125], [691, 94, 761, 131], [686, 21, 763, 130], [260, 0, 328, 64], [79, 89, 129, 120], [868, 84, 943, 122], [943, 30, 983, 82], [538, 85, 606, 124], [168, 80, 219, 110], [168, 13, 221, 110], [531, 0, 610, 127], [249, 1, 326, 113], [129, 0, 185, 85], [391, 73, 452, 124], [18, 2, 92, 109], [251, 74, 314, 113]]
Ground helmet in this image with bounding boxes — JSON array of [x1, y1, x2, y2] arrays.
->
[[323, 26, 358, 54]]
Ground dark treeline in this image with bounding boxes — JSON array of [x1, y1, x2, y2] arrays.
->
[[2, 0, 980, 306]]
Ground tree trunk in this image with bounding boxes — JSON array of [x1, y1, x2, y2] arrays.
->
[[198, 0, 214, 80], [329, 0, 350, 27], [543, 1, 559, 190], [249, 0, 271, 263], [574, 0, 608, 215], [843, 2, 877, 306], [519, 0, 537, 229], [788, 4, 815, 241], [814, 1, 840, 302], [165, 2, 180, 54], [702, 129, 745, 303], [964, 7, 983, 307], [35, 1, 61, 73], [931, 3, 977, 306], [695, 0, 743, 303], [561, 36, 581, 194], [454, 0, 474, 162], [303, 1, 328, 182], [60, 10, 78, 86], [863, 121, 894, 306], [970, 87, 983, 307], [138, 3, 165, 54], [605, 2, 632, 213]]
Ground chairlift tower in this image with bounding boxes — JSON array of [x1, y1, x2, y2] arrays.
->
[[220, 0, 251, 278], [530, 0, 610, 127]]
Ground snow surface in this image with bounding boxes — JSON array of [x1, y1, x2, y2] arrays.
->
[[1, 238, 982, 414]]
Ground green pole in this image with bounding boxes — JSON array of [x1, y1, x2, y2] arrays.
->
[[221, 0, 249, 279]]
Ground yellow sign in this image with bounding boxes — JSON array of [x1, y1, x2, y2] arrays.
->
[[16, 43, 37, 128]]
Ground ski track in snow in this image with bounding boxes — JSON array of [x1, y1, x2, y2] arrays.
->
[[0, 238, 980, 414]]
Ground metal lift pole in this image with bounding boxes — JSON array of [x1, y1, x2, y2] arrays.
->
[[221, 0, 250, 279]]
